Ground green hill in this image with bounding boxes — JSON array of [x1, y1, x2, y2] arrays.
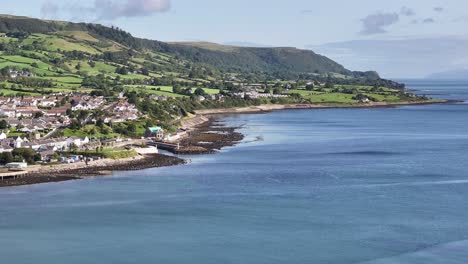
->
[[0, 14, 409, 101], [0, 14, 380, 80]]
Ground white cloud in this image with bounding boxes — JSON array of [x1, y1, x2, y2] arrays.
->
[[400, 7, 415, 17], [41, 0, 171, 21], [360, 12, 399, 35], [423, 18, 435, 23]]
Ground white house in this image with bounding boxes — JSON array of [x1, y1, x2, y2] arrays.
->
[[67, 137, 90, 148], [39, 99, 57, 107], [0, 106, 16, 118], [72, 101, 92, 111], [14, 137, 29, 148]]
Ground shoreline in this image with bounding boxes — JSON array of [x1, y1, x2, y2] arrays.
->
[[0, 154, 186, 188], [0, 99, 450, 188], [194, 100, 451, 115]]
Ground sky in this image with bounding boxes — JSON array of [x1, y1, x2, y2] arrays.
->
[[1, 0, 467, 78]]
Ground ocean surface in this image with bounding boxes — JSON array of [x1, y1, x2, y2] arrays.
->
[[1, 80, 468, 264]]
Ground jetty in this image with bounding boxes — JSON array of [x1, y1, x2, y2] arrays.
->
[[147, 141, 180, 152], [0, 171, 28, 181]]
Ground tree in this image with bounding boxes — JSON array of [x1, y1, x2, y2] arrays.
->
[[0, 120, 8, 129], [324, 82, 334, 89], [194, 87, 206, 96], [273, 88, 282, 94], [127, 92, 138, 104], [69, 143, 78, 152], [70, 119, 82, 130], [96, 118, 104, 128], [101, 125, 112, 135], [172, 85, 182, 94], [127, 123, 137, 134], [306, 84, 314, 91], [0, 152, 13, 164], [115, 67, 128, 75], [12, 148, 37, 164], [33, 112, 44, 118]]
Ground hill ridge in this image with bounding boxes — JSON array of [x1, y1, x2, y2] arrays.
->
[[0, 14, 380, 80]]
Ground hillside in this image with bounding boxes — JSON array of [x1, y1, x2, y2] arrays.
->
[[0, 14, 380, 81], [0, 14, 433, 141], [168, 41, 373, 78]]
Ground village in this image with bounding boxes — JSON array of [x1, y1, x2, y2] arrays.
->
[[0, 92, 159, 170]]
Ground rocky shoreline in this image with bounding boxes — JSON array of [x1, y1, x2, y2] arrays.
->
[[0, 154, 185, 188], [0, 117, 245, 187], [174, 118, 244, 154]]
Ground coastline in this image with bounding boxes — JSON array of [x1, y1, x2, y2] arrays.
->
[[194, 100, 450, 115], [0, 99, 449, 188], [0, 154, 185, 188]]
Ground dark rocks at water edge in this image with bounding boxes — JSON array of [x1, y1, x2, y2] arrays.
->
[[0, 175, 79, 187], [0, 154, 186, 187], [176, 118, 244, 154], [63, 154, 186, 176]]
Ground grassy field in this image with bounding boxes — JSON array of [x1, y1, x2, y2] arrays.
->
[[286, 86, 407, 104], [125, 85, 187, 98], [0, 61, 30, 70], [124, 85, 219, 97], [68, 148, 138, 159], [45, 36, 101, 54], [0, 54, 62, 76], [1, 55, 38, 64], [63, 125, 119, 139], [0, 88, 40, 96], [66, 60, 117, 75], [101, 148, 138, 159], [41, 75, 83, 84], [191, 87, 219, 95], [57, 31, 99, 42], [7, 127, 27, 137], [118, 73, 150, 80]]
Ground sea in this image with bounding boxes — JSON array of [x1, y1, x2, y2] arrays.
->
[[1, 79, 468, 264]]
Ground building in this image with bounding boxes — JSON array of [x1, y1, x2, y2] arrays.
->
[[13, 137, 29, 148], [45, 107, 68, 117], [6, 162, 28, 171], [145, 127, 164, 141], [67, 137, 90, 148], [0, 105, 16, 118], [38, 98, 57, 107]]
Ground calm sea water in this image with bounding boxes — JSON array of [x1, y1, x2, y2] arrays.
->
[[1, 80, 468, 264]]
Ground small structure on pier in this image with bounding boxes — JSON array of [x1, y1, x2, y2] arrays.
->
[[5, 162, 28, 171], [145, 127, 165, 141]]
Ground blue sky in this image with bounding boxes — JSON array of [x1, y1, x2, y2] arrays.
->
[[1, 0, 467, 78]]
